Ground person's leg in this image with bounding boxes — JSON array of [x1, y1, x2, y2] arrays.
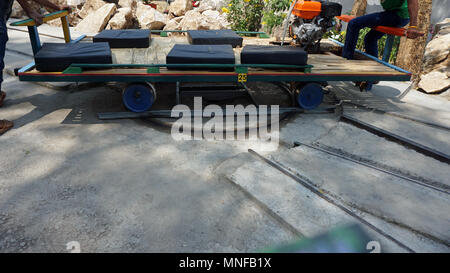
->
[[363, 12, 410, 58], [0, 8, 13, 134], [342, 11, 408, 59], [342, 12, 384, 59], [363, 29, 385, 58], [0, 16, 8, 92]]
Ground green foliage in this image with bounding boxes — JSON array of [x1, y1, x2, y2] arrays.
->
[[227, 0, 265, 32], [262, 0, 291, 34]]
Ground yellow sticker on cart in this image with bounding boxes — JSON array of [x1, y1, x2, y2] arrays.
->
[[238, 73, 248, 83]]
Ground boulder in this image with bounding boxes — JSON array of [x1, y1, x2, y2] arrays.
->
[[418, 71, 450, 94], [422, 33, 450, 72], [75, 3, 116, 33], [106, 7, 133, 29], [197, 0, 227, 12], [202, 9, 229, 28], [434, 18, 450, 37], [67, 0, 86, 5], [136, 2, 168, 30], [153, 1, 170, 14], [202, 10, 220, 19], [178, 10, 223, 31], [168, 0, 192, 17], [118, 0, 137, 12], [163, 16, 184, 32], [78, 0, 107, 19]]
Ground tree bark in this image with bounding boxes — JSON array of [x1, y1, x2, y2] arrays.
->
[[350, 0, 367, 17], [395, 0, 433, 82]]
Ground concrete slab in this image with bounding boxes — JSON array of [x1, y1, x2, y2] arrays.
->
[[216, 152, 449, 252], [343, 106, 450, 156], [330, 81, 450, 128], [271, 146, 450, 244]]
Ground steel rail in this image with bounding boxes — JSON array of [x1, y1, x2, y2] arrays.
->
[[293, 141, 450, 195], [341, 114, 450, 164], [248, 149, 416, 253], [343, 101, 450, 131]]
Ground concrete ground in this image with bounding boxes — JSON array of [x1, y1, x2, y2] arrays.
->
[[0, 25, 449, 253]]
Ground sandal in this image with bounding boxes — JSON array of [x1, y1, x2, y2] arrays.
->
[[0, 120, 13, 135], [0, 91, 5, 107]]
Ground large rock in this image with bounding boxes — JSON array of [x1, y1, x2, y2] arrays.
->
[[197, 0, 227, 12], [168, 0, 192, 17], [418, 71, 450, 94], [202, 9, 229, 29], [178, 10, 223, 31], [75, 3, 116, 33], [153, 1, 170, 14], [78, 0, 107, 19], [422, 33, 450, 72], [163, 16, 184, 32], [434, 18, 450, 37], [136, 2, 168, 30], [67, 0, 86, 5], [118, 0, 137, 12], [106, 7, 133, 29]]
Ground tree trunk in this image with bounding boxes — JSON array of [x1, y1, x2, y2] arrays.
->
[[395, 0, 433, 82], [351, 0, 367, 17]]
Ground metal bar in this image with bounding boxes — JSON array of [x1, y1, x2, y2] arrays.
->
[[149, 29, 267, 35], [343, 101, 450, 131], [18, 72, 412, 83], [329, 38, 412, 75], [70, 35, 86, 44], [18, 62, 36, 73], [18, 73, 412, 83], [10, 10, 69, 27], [293, 141, 450, 194], [60, 16, 71, 43], [97, 107, 303, 120], [341, 114, 450, 163], [27, 26, 41, 55], [247, 149, 415, 253], [176, 81, 180, 104], [68, 63, 313, 69]]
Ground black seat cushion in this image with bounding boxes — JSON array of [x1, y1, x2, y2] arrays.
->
[[166, 44, 235, 70], [34, 42, 112, 72], [187, 30, 243, 48], [241, 45, 308, 66], [93, 29, 151, 48]]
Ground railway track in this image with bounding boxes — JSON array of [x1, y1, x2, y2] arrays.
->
[[293, 141, 450, 195], [248, 149, 416, 253], [342, 101, 450, 132], [339, 109, 450, 164]]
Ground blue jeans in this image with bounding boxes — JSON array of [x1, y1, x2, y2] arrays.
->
[[0, 11, 8, 91], [342, 10, 410, 60]]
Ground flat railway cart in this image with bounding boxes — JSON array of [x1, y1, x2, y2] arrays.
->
[[11, 11, 412, 117]]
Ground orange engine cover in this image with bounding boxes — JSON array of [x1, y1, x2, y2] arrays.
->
[[292, 0, 322, 20]]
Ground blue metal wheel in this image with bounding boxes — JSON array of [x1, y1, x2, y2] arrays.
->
[[122, 82, 156, 113], [296, 83, 324, 110]]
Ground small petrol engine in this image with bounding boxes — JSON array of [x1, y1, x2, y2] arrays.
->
[[289, 0, 342, 52]]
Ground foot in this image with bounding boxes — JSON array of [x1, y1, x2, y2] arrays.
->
[[0, 91, 5, 107], [0, 120, 13, 135]]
